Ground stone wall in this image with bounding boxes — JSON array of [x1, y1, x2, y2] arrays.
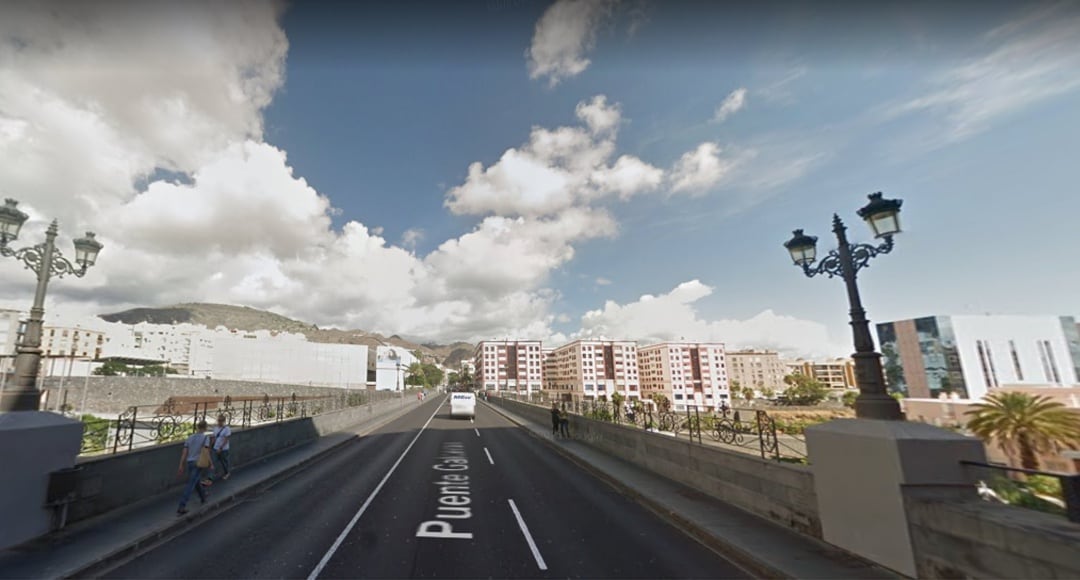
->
[[907, 494, 1080, 579], [490, 397, 821, 537], [64, 396, 407, 524], [40, 377, 351, 416]]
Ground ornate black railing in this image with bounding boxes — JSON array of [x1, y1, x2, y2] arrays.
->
[[961, 460, 1080, 523], [519, 395, 804, 462], [79, 390, 397, 456]]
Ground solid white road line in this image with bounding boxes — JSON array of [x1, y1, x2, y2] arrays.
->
[[307, 399, 444, 580], [508, 499, 547, 571], [484, 447, 494, 465], [474, 428, 480, 437]]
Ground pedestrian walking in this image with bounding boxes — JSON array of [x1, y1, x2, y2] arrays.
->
[[558, 405, 570, 438], [211, 414, 232, 481], [550, 402, 560, 437], [177, 420, 212, 515]]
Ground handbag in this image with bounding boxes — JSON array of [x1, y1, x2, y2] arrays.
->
[[195, 435, 212, 469]]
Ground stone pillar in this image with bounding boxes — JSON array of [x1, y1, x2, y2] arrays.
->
[[805, 419, 986, 577], [0, 411, 83, 550]]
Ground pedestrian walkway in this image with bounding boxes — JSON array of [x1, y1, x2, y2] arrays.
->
[[485, 401, 902, 580], [0, 404, 415, 580]]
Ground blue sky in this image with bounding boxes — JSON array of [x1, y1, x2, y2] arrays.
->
[[1, 0, 1078, 356], [264, 1, 1080, 345]]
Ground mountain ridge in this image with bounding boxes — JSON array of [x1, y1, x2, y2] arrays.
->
[[99, 303, 474, 366]]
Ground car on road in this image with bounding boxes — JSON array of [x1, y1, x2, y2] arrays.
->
[[449, 392, 476, 419]]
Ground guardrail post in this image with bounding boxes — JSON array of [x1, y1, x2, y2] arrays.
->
[[1063, 474, 1080, 524]]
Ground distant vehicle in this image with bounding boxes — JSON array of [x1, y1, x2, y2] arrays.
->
[[449, 392, 476, 419]]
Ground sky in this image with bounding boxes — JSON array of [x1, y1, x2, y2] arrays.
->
[[1, 0, 1079, 358]]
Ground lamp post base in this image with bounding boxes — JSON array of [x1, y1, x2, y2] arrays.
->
[[0, 386, 41, 413], [854, 392, 904, 421]]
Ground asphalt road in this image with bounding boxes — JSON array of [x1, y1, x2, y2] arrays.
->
[[103, 395, 748, 579]]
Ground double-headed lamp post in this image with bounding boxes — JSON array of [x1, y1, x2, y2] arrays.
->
[[783, 192, 903, 421], [0, 198, 103, 412]]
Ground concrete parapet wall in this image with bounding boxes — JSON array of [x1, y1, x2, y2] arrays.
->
[[907, 495, 1080, 579], [41, 377, 349, 416], [64, 396, 405, 524], [491, 397, 821, 537]]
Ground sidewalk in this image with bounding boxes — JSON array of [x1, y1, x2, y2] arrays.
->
[[485, 401, 902, 580], [0, 403, 417, 580]]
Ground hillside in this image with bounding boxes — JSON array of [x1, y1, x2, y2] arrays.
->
[[99, 303, 473, 366]]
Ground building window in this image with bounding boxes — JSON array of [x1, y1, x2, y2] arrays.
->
[[975, 340, 998, 389], [1008, 340, 1023, 381], [1038, 340, 1062, 384]]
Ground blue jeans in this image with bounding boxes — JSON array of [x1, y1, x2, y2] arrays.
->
[[178, 461, 207, 509], [215, 449, 230, 478]]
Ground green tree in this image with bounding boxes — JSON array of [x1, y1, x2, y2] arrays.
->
[[458, 366, 473, 388], [842, 390, 859, 408], [422, 363, 445, 389], [405, 362, 425, 386], [761, 387, 775, 400], [779, 374, 828, 406], [650, 393, 671, 412], [965, 392, 1080, 470], [93, 360, 126, 376]]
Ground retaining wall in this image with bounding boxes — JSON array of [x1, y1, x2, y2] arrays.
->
[[491, 397, 821, 537], [64, 396, 408, 524], [907, 494, 1080, 579]]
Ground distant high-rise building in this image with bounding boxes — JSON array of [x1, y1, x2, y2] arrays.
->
[[876, 315, 1080, 400], [725, 349, 787, 394], [474, 340, 543, 394], [638, 342, 729, 411], [543, 340, 640, 402]]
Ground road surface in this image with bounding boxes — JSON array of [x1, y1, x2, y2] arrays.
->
[[103, 395, 748, 579]]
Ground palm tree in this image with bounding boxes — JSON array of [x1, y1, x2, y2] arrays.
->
[[965, 392, 1080, 470]]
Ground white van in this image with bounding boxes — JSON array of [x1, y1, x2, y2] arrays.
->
[[449, 392, 476, 419]]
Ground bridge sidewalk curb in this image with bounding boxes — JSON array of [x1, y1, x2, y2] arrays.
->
[[59, 398, 427, 580], [482, 400, 789, 580]]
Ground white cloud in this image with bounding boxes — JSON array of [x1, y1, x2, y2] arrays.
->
[[576, 280, 849, 358], [401, 228, 424, 250], [880, 4, 1080, 145], [444, 95, 662, 216], [668, 142, 737, 195], [595, 277, 612, 286], [527, 0, 619, 87], [712, 87, 747, 122], [0, 1, 612, 345]]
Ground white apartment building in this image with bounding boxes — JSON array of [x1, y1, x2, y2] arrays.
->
[[474, 340, 543, 395], [638, 342, 730, 411], [371, 346, 418, 391], [725, 349, 788, 394], [543, 340, 640, 402], [213, 330, 368, 388]]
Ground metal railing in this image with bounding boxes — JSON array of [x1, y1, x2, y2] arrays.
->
[[502, 393, 806, 462], [961, 460, 1080, 523], [79, 390, 399, 456]]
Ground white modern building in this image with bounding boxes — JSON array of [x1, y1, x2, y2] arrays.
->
[[0, 309, 21, 380], [474, 340, 543, 395], [213, 330, 368, 388], [877, 315, 1080, 400], [638, 342, 730, 411], [543, 339, 640, 402], [371, 346, 418, 391]]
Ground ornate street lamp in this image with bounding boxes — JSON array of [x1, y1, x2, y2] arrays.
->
[[783, 192, 903, 420], [0, 199, 104, 412]]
